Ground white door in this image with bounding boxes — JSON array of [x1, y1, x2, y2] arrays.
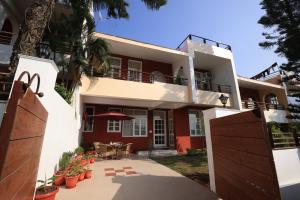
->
[[153, 111, 166, 148]]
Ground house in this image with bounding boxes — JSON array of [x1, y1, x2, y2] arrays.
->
[[0, 1, 291, 154], [79, 33, 289, 153]]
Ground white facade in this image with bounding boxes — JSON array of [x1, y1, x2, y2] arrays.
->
[[273, 149, 300, 200], [13, 55, 82, 183]]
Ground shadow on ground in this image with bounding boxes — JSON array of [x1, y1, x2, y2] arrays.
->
[[111, 174, 217, 200]]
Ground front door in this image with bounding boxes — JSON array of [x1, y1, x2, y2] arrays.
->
[[153, 110, 166, 148]]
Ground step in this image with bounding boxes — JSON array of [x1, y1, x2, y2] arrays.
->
[[137, 149, 178, 157]]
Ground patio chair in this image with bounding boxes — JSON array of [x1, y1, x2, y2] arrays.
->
[[95, 143, 114, 160], [119, 143, 133, 159]]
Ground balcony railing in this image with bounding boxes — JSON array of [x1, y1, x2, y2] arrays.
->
[[196, 82, 231, 93], [0, 31, 15, 45], [268, 125, 300, 149], [241, 100, 285, 110], [177, 34, 232, 51], [93, 69, 188, 86]]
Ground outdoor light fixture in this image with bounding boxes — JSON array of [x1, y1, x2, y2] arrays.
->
[[37, 42, 51, 59], [219, 94, 229, 108]]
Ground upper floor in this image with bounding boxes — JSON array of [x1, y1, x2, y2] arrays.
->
[[80, 32, 241, 110]]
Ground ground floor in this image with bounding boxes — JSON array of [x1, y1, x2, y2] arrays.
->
[[56, 158, 217, 200], [82, 104, 210, 153]]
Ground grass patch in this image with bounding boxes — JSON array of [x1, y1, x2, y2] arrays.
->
[[151, 152, 209, 186]]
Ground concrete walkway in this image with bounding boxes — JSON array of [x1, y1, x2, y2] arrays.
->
[[56, 158, 218, 200]]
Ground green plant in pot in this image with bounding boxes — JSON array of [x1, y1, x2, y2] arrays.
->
[[54, 151, 73, 186], [78, 165, 86, 181], [84, 164, 92, 179], [75, 146, 85, 159], [35, 175, 59, 200], [65, 165, 79, 189]]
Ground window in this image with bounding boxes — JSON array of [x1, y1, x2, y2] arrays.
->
[[195, 71, 212, 91], [265, 93, 279, 105], [83, 106, 94, 132], [188, 110, 205, 136], [107, 108, 122, 132], [108, 57, 121, 78], [123, 109, 147, 137], [128, 60, 142, 82]]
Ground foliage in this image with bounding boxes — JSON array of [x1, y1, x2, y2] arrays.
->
[[65, 165, 79, 177], [258, 0, 300, 119], [43, 0, 167, 94], [59, 151, 74, 170], [55, 83, 73, 104], [37, 175, 54, 191], [75, 146, 85, 155]]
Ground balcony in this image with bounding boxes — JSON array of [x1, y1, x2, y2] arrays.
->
[[194, 79, 232, 107], [80, 69, 190, 109], [0, 31, 15, 65], [242, 99, 288, 123]]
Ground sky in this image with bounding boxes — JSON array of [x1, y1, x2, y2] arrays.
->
[[95, 0, 286, 77]]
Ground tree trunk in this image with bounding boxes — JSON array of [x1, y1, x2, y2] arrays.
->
[[9, 0, 55, 74]]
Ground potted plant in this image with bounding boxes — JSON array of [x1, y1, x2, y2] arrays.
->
[[89, 154, 96, 163], [35, 175, 59, 200], [85, 165, 92, 179], [54, 151, 73, 186], [65, 165, 79, 188], [78, 165, 86, 181]]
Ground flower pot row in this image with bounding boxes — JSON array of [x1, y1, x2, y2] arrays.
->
[[35, 151, 97, 200]]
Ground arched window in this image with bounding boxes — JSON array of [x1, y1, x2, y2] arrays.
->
[[265, 93, 279, 105], [0, 18, 13, 45]]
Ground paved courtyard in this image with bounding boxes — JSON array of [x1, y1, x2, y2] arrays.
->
[[56, 157, 218, 200]]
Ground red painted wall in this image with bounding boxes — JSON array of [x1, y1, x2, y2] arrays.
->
[[239, 87, 260, 101], [82, 104, 206, 153], [112, 54, 173, 82], [173, 106, 206, 153]]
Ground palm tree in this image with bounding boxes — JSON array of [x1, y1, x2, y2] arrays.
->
[[9, 0, 167, 74]]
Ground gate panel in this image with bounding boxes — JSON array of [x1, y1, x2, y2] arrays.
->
[[210, 109, 281, 200], [0, 78, 48, 200]]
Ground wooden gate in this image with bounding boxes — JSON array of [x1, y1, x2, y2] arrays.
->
[[0, 72, 48, 200], [210, 109, 281, 200]]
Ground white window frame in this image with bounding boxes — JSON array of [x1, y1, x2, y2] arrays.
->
[[122, 109, 148, 137], [108, 56, 122, 78], [107, 107, 122, 133], [83, 105, 95, 132], [188, 110, 205, 137], [128, 59, 142, 82]]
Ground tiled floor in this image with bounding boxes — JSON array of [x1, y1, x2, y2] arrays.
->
[[56, 157, 217, 200], [104, 167, 137, 176]]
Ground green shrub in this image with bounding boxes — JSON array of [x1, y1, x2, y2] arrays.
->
[[59, 151, 73, 170], [75, 146, 85, 155], [55, 83, 72, 104]]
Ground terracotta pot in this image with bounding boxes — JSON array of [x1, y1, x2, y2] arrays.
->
[[35, 186, 59, 200], [65, 175, 79, 189], [85, 170, 92, 179], [78, 173, 85, 181], [54, 174, 65, 186], [80, 160, 87, 166]]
